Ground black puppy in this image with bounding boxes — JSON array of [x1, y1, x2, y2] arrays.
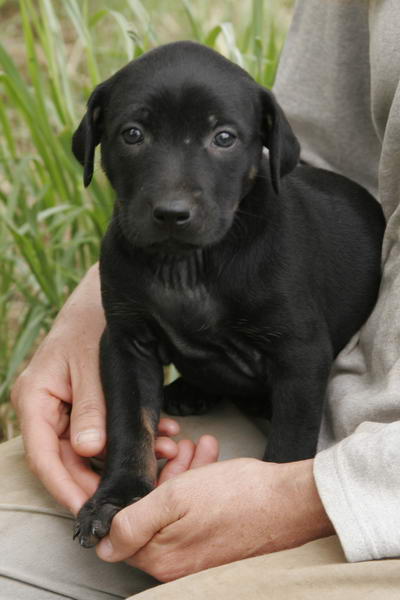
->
[[72, 41, 384, 547]]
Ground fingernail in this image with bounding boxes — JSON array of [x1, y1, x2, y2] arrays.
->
[[98, 538, 114, 559], [75, 429, 101, 445]]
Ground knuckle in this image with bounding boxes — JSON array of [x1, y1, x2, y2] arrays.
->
[[25, 451, 38, 476], [151, 560, 181, 583], [73, 397, 104, 421], [151, 562, 169, 582], [164, 479, 184, 512], [112, 509, 134, 543], [10, 369, 30, 410], [10, 383, 19, 410]]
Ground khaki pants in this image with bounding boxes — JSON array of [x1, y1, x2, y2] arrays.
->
[[1, 404, 399, 599]]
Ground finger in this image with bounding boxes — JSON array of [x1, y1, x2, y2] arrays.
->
[[23, 412, 89, 515], [12, 370, 71, 437], [157, 417, 180, 436], [157, 439, 196, 485], [97, 486, 175, 562], [190, 435, 219, 469], [60, 440, 100, 498], [15, 375, 88, 514], [155, 436, 178, 461], [70, 361, 106, 457]]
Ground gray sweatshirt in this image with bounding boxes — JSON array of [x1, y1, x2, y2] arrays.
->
[[273, 0, 400, 562]]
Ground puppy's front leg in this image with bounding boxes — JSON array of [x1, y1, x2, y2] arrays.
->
[[74, 326, 163, 548]]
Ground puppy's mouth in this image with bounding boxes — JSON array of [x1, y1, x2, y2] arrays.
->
[[145, 239, 199, 255]]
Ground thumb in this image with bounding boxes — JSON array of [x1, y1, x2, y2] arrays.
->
[[70, 356, 106, 457], [96, 485, 177, 562]]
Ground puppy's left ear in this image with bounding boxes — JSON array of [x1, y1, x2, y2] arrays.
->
[[72, 83, 108, 187], [259, 87, 300, 194]]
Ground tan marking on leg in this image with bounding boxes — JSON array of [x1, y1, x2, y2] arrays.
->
[[140, 407, 157, 484]]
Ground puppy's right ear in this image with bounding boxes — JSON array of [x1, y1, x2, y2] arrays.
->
[[72, 83, 107, 187]]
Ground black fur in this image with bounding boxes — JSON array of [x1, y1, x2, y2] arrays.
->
[[71, 41, 385, 547]]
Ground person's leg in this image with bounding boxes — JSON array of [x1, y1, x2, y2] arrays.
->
[[0, 436, 156, 600], [0, 401, 267, 599], [131, 536, 400, 600]]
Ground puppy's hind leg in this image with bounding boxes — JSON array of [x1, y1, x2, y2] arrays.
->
[[164, 377, 221, 416]]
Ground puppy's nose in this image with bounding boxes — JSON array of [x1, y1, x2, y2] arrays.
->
[[152, 204, 191, 227]]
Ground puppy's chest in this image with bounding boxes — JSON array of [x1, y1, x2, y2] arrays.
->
[[148, 275, 266, 380], [151, 280, 218, 340], [148, 253, 218, 336]]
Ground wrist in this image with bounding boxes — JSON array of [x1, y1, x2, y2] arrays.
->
[[54, 263, 104, 330], [287, 458, 335, 542], [65, 262, 102, 311], [255, 457, 334, 555]]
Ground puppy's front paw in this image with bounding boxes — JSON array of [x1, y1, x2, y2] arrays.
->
[[74, 478, 154, 548], [164, 377, 219, 416], [73, 500, 122, 548]]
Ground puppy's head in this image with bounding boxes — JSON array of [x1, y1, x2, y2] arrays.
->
[[72, 41, 299, 253]]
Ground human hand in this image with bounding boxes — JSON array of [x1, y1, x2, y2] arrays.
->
[[11, 264, 180, 515], [97, 455, 334, 581], [157, 433, 219, 486]]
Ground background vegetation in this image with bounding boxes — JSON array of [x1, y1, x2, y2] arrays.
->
[[0, 0, 293, 440]]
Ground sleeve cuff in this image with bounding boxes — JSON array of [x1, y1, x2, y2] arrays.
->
[[314, 421, 400, 562]]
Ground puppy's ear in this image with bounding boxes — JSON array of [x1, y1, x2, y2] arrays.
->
[[259, 87, 300, 194], [72, 83, 107, 187]]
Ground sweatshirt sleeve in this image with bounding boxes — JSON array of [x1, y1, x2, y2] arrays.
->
[[314, 421, 400, 562], [274, 0, 400, 562], [273, 0, 400, 564]]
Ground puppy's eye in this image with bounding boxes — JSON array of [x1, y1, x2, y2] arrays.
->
[[122, 127, 144, 144], [213, 131, 237, 148]]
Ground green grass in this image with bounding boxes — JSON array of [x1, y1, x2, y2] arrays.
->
[[0, 0, 293, 439]]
